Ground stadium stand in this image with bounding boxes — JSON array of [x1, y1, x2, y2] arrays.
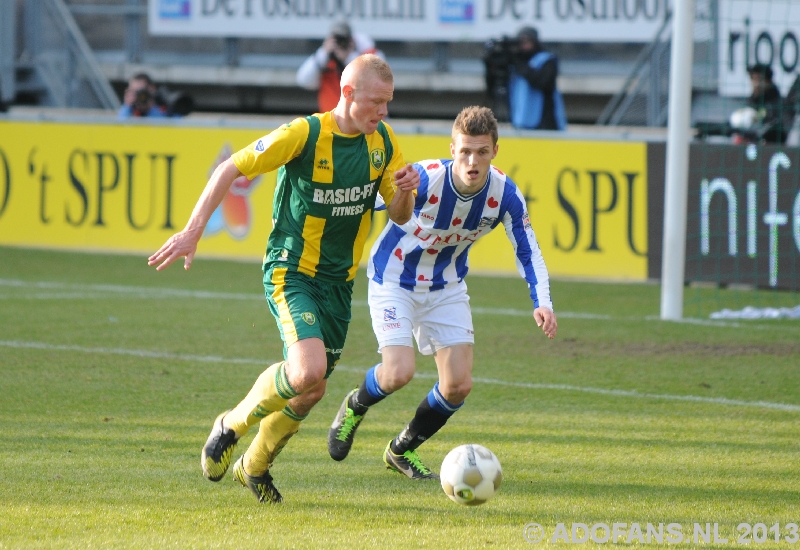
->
[[2, 0, 644, 124]]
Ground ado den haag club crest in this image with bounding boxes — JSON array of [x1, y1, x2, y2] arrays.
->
[[370, 148, 385, 171]]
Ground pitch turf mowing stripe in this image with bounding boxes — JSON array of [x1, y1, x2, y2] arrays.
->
[[4, 278, 798, 328], [0, 278, 263, 301], [3, 339, 799, 413]]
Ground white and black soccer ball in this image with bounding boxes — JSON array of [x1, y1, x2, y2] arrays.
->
[[440, 444, 502, 506]]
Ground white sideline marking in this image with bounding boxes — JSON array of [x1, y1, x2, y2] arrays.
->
[[1, 279, 796, 327], [0, 278, 263, 301], [2, 339, 799, 413], [0, 278, 608, 319]]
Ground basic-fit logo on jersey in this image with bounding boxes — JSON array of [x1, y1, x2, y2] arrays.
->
[[301, 312, 316, 325], [370, 149, 385, 171]]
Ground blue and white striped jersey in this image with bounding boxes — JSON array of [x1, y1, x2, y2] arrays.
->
[[367, 159, 553, 310]]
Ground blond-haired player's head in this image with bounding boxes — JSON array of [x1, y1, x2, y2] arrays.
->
[[335, 54, 394, 135], [449, 106, 499, 195], [341, 54, 393, 89]]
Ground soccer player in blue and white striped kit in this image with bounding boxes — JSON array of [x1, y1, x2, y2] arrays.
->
[[328, 105, 557, 478]]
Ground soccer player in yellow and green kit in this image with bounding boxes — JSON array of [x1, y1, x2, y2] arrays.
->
[[148, 54, 419, 503]]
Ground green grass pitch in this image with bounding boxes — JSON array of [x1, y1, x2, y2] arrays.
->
[[1, 246, 799, 549]]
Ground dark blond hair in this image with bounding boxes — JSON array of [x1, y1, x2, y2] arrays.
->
[[452, 106, 499, 145]]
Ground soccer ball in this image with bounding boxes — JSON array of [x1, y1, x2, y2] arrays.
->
[[440, 444, 502, 506]]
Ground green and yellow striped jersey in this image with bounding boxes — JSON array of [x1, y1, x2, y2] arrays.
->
[[232, 111, 404, 283]]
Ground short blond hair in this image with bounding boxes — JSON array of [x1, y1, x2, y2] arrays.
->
[[452, 106, 498, 145], [343, 54, 394, 89]]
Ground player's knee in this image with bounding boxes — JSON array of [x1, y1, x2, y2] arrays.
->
[[380, 361, 415, 391], [440, 379, 472, 404], [299, 382, 326, 404], [285, 358, 327, 393]]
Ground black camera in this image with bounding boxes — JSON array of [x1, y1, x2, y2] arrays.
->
[[334, 34, 351, 49], [156, 86, 194, 117], [483, 36, 519, 71], [483, 36, 519, 122], [133, 88, 153, 111]]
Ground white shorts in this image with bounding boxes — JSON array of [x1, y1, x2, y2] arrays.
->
[[368, 279, 474, 355]]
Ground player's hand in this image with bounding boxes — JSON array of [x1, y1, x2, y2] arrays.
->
[[148, 228, 202, 271], [322, 36, 338, 54], [393, 164, 420, 192], [123, 87, 136, 106], [534, 307, 557, 339], [323, 36, 349, 63]]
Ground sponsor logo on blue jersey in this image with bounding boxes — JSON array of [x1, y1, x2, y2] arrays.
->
[[478, 216, 497, 227], [158, 0, 190, 19]]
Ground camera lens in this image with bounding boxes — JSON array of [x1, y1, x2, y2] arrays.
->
[[334, 35, 349, 49]]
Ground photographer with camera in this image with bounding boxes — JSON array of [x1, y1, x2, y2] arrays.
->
[[118, 73, 168, 119], [296, 20, 383, 113], [484, 27, 567, 131], [119, 73, 194, 119]]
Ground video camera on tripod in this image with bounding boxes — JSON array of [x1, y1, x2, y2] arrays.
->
[[482, 36, 520, 122]]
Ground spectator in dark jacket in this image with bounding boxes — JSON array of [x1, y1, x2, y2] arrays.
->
[[746, 63, 788, 144]]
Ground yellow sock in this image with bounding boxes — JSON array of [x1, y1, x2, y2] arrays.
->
[[243, 406, 307, 475], [225, 362, 298, 436]]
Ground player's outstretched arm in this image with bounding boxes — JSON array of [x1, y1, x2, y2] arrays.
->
[[534, 307, 557, 340], [148, 158, 243, 271], [386, 163, 419, 225]]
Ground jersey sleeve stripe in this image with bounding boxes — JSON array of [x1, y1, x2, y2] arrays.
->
[[414, 164, 429, 214], [501, 185, 543, 307]]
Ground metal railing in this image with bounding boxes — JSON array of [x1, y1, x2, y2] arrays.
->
[[596, 0, 719, 127], [18, 0, 120, 110], [596, 14, 673, 127]]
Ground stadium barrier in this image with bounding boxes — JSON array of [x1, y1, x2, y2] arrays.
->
[[1, 118, 797, 288], [648, 143, 800, 291]]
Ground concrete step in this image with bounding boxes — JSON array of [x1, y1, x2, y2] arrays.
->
[[96, 50, 629, 95]]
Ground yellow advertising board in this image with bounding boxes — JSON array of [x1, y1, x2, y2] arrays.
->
[[0, 120, 647, 280], [483, 137, 648, 280], [383, 135, 648, 280], [0, 120, 277, 259]]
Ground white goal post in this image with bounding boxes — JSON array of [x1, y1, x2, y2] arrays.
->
[[660, 0, 696, 320]]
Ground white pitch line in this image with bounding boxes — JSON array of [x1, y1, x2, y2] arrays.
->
[[3, 279, 798, 327], [0, 278, 607, 319], [0, 278, 263, 301], [2, 339, 799, 413]]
